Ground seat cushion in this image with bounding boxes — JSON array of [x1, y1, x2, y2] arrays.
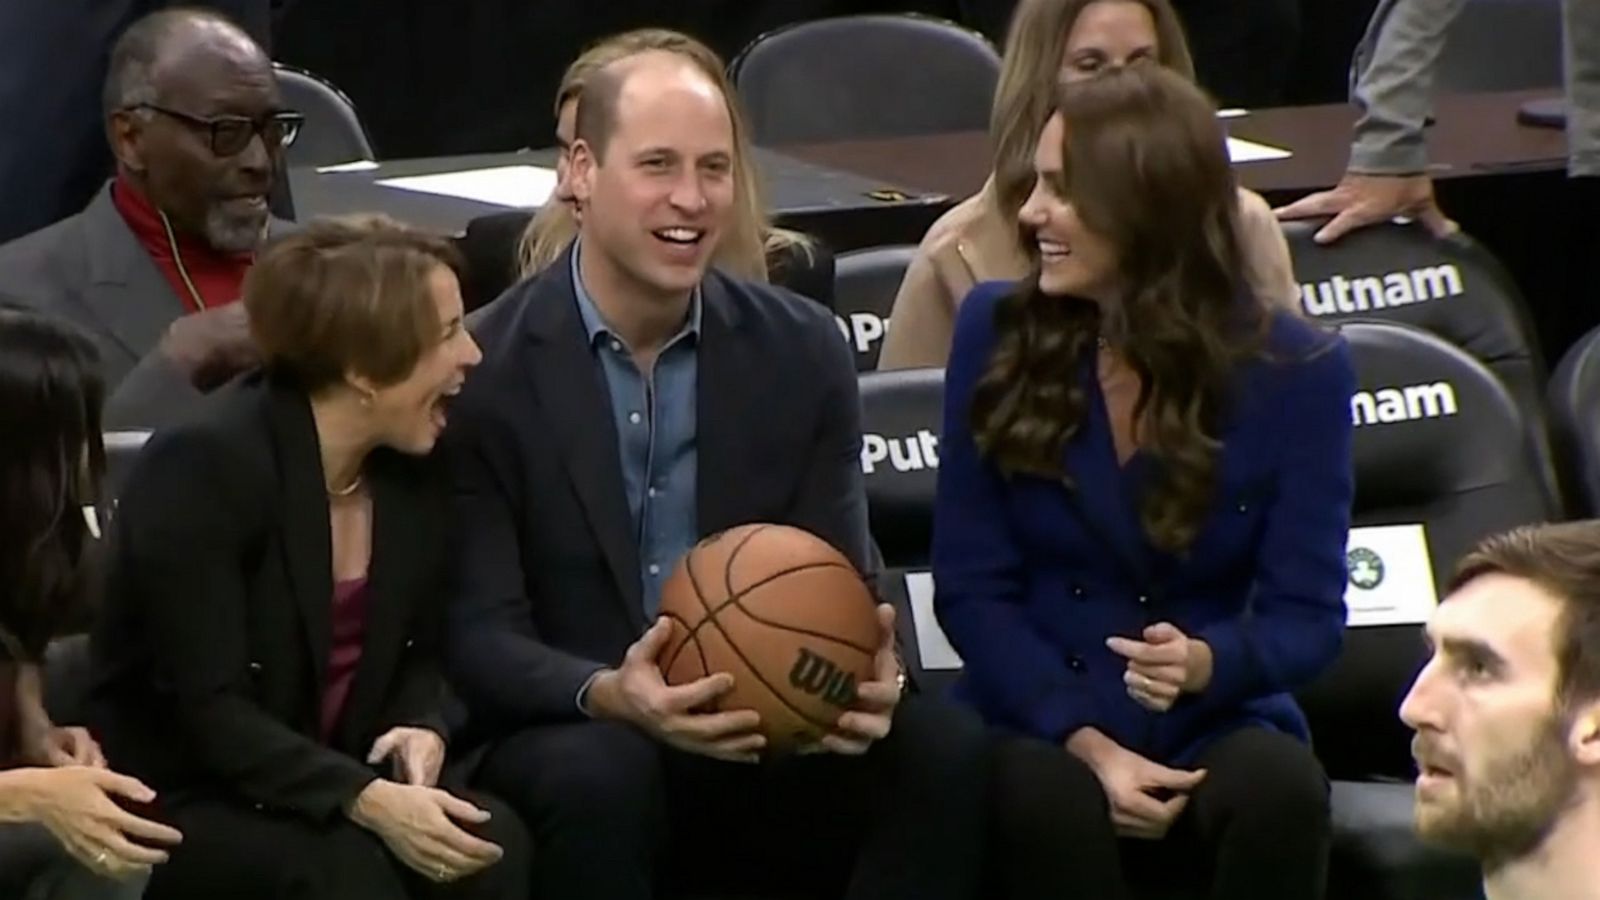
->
[[1328, 781, 1483, 900]]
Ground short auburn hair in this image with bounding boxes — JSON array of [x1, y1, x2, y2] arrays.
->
[[244, 215, 463, 392], [1449, 520, 1600, 709]]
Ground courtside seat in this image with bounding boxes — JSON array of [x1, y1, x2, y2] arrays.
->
[[1281, 220, 1561, 513]]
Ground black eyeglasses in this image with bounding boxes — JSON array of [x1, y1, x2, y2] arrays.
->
[[130, 104, 305, 157]]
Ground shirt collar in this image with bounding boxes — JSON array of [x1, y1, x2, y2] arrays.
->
[[570, 239, 702, 351]]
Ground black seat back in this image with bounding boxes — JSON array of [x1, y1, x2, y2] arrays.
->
[[275, 63, 376, 168], [834, 245, 916, 371], [1299, 321, 1557, 780], [730, 14, 1000, 146], [1282, 219, 1559, 510]]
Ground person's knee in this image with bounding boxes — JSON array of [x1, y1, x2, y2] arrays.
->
[[482, 720, 663, 827], [881, 695, 988, 776], [451, 791, 531, 897], [992, 736, 1110, 837], [1207, 731, 1330, 828], [466, 792, 531, 867]]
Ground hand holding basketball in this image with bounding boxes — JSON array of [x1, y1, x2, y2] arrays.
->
[[806, 603, 902, 756], [587, 620, 767, 763]]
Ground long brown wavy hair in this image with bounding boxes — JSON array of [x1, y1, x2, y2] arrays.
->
[[971, 64, 1268, 554]]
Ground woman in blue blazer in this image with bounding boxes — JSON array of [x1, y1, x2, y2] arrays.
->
[[932, 65, 1355, 900]]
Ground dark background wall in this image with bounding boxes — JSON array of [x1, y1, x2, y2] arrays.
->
[[272, 0, 1384, 160]]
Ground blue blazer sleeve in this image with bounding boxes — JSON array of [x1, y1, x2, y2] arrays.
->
[[931, 283, 1100, 742], [1191, 331, 1356, 712]]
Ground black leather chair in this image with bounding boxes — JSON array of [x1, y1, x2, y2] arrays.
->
[[1305, 321, 1553, 900], [1547, 323, 1600, 516], [1282, 220, 1561, 512], [833, 245, 915, 371], [274, 62, 376, 168], [45, 430, 152, 725], [729, 14, 1000, 146]]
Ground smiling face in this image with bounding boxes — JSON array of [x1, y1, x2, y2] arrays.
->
[[109, 23, 280, 253], [1400, 573, 1583, 863], [1061, 0, 1160, 82], [360, 266, 481, 455], [567, 54, 735, 303], [1017, 112, 1122, 302]]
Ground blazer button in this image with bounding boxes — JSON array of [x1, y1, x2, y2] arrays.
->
[[1068, 655, 1086, 673], [1071, 584, 1086, 600], [248, 662, 263, 673], [1137, 594, 1149, 605], [404, 638, 415, 649], [1237, 502, 1250, 514]]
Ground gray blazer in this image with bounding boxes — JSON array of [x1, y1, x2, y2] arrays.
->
[[0, 182, 288, 429], [1350, 0, 1598, 177]]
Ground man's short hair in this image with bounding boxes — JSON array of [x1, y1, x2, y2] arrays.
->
[[102, 7, 259, 116], [572, 58, 630, 162], [244, 215, 464, 393], [1450, 520, 1600, 709], [573, 51, 725, 162]]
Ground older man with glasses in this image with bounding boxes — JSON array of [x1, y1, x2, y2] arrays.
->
[[0, 7, 301, 428]]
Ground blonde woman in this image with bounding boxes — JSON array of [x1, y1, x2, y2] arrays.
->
[[877, 0, 1299, 370], [516, 29, 829, 303]]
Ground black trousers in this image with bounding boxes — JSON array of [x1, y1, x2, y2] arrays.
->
[[991, 727, 1332, 900], [142, 788, 531, 900], [477, 694, 988, 900]]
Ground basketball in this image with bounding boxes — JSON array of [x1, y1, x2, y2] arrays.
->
[[657, 523, 881, 756]]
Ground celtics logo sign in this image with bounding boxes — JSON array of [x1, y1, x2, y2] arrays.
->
[[1347, 547, 1385, 591]]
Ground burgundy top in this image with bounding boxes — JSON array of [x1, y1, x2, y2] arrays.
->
[[319, 577, 370, 742]]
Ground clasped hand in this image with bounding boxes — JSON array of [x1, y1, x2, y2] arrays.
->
[[1106, 622, 1211, 713]]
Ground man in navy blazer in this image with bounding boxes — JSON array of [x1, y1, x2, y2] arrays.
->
[[442, 48, 986, 900]]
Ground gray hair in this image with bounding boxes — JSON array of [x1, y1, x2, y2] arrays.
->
[[102, 7, 259, 116]]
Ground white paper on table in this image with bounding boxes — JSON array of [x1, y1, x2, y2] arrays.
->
[[316, 159, 381, 173], [1343, 524, 1438, 628], [1227, 136, 1292, 163], [904, 571, 965, 671], [1217, 108, 1249, 119], [376, 165, 559, 207]]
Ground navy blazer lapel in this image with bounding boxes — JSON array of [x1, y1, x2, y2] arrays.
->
[[265, 380, 334, 694], [695, 275, 753, 536], [520, 250, 646, 628], [80, 185, 185, 363], [1062, 368, 1152, 581]]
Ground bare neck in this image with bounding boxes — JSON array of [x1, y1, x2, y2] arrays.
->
[[1486, 795, 1600, 900], [577, 240, 693, 355], [308, 392, 375, 496]]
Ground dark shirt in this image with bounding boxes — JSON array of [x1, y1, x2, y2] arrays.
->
[[319, 577, 369, 742]]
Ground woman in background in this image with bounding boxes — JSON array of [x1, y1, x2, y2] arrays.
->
[[0, 303, 182, 899], [87, 217, 529, 900], [878, 0, 1299, 370], [932, 65, 1352, 899], [515, 28, 833, 304]]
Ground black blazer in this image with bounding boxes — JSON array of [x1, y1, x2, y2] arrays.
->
[[88, 372, 448, 821], [444, 244, 872, 732]]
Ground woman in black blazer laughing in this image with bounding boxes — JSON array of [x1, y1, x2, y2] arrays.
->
[[87, 216, 529, 900]]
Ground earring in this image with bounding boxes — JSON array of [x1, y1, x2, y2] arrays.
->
[[360, 389, 375, 408]]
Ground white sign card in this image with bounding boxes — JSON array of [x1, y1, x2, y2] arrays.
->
[[903, 571, 965, 671], [376, 165, 559, 207], [1343, 523, 1438, 628]]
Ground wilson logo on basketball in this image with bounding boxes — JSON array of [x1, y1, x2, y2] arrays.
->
[[788, 648, 859, 709]]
